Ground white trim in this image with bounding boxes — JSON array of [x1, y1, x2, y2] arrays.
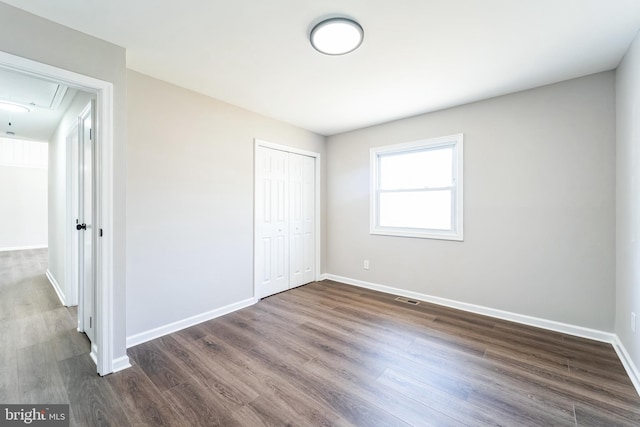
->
[[314, 157, 322, 283], [94, 85, 117, 376], [46, 269, 67, 306], [255, 139, 318, 159], [370, 133, 464, 241], [0, 245, 47, 252], [253, 139, 323, 298], [612, 336, 640, 396], [90, 343, 98, 365], [322, 274, 640, 398], [0, 50, 119, 375], [324, 274, 614, 343], [126, 297, 256, 348], [111, 356, 132, 373]]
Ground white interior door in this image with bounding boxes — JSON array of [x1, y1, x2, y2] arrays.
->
[[289, 154, 315, 288], [289, 154, 304, 288], [256, 145, 315, 298], [256, 146, 289, 298], [78, 102, 95, 342], [301, 154, 315, 285]]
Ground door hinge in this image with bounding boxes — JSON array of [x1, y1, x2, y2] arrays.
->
[[89, 317, 92, 328], [100, 228, 103, 237], [89, 128, 92, 140]]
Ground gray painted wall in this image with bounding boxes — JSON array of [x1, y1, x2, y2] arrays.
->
[[327, 72, 616, 331], [0, 3, 128, 359], [126, 70, 325, 337], [616, 30, 640, 370]]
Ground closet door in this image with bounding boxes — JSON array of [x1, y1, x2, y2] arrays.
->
[[289, 153, 315, 288], [289, 153, 304, 288], [301, 154, 315, 284], [256, 146, 289, 298], [255, 145, 316, 299]]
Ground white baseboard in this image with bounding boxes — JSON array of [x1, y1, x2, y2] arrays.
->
[[324, 274, 640, 397], [0, 244, 47, 252], [318, 273, 328, 281], [111, 356, 132, 373], [327, 274, 640, 398], [324, 274, 615, 343], [126, 297, 256, 348], [612, 336, 640, 396], [45, 269, 67, 306], [89, 343, 98, 365]]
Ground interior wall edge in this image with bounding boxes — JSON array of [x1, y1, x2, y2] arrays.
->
[[613, 335, 640, 397], [111, 356, 132, 374], [125, 297, 256, 349], [323, 274, 614, 342], [45, 268, 66, 306]]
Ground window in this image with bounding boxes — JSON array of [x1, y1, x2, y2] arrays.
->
[[0, 137, 48, 169], [370, 134, 463, 240]]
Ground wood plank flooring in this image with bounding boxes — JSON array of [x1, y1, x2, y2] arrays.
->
[[2, 249, 639, 426]]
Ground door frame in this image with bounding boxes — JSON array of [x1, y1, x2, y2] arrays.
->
[[0, 50, 117, 376], [253, 139, 322, 300]]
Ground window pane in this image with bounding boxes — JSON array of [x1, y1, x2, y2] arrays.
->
[[379, 147, 452, 190], [0, 138, 48, 168], [379, 190, 451, 230]]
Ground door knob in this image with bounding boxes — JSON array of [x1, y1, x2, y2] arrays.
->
[[76, 223, 87, 231]]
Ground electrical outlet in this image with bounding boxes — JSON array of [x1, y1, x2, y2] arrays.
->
[[632, 312, 636, 334], [363, 259, 370, 270]]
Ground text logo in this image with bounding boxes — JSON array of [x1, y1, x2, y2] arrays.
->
[[0, 405, 69, 427]]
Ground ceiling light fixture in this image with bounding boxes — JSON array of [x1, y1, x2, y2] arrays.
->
[[310, 17, 364, 55], [0, 101, 30, 113]]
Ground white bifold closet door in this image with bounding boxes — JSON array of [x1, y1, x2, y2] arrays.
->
[[256, 146, 315, 299]]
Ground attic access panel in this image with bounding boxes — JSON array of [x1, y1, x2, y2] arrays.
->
[[0, 67, 67, 110]]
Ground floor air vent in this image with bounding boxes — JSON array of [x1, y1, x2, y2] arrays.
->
[[395, 296, 420, 305]]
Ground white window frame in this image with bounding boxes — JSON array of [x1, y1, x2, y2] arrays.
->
[[370, 133, 464, 241]]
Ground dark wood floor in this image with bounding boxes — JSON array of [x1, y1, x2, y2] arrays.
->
[[0, 248, 90, 427], [2, 249, 640, 426]]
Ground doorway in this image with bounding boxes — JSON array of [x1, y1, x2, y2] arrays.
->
[[254, 139, 321, 299], [0, 50, 120, 375]]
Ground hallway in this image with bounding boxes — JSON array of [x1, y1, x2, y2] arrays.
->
[[0, 249, 90, 421]]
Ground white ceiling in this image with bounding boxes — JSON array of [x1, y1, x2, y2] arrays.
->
[[0, 67, 76, 141], [3, 0, 640, 136]]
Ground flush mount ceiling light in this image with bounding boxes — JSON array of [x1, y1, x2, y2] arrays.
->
[[0, 101, 30, 113], [310, 17, 364, 55]]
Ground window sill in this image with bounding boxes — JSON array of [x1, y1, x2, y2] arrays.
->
[[370, 228, 464, 241]]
